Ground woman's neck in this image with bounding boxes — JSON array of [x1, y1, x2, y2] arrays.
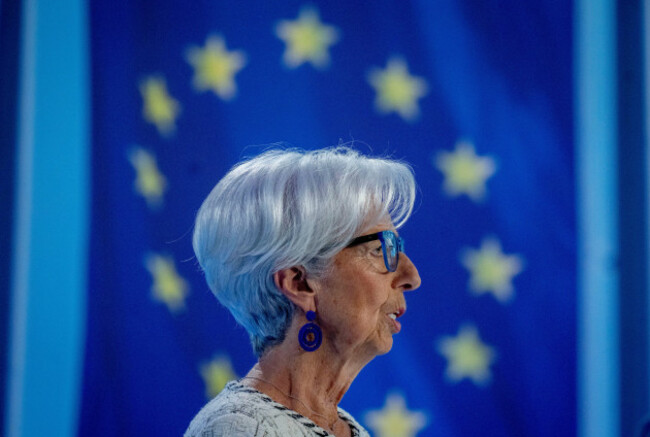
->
[[242, 322, 371, 434]]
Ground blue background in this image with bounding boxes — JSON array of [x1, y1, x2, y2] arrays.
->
[[2, 0, 647, 436]]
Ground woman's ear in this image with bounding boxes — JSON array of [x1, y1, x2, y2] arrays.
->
[[273, 266, 315, 311]]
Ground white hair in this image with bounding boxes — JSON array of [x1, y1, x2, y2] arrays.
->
[[192, 146, 416, 356]]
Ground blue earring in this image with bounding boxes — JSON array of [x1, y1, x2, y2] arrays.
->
[[298, 310, 322, 352]]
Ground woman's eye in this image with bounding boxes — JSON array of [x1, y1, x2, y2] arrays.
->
[[372, 245, 383, 255]]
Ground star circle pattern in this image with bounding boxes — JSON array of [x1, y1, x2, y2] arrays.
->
[[461, 237, 524, 302], [186, 35, 247, 100], [128, 148, 167, 208], [111, 7, 567, 428], [437, 325, 496, 386], [139, 76, 180, 136], [145, 254, 189, 313], [435, 140, 497, 202], [364, 392, 428, 437], [275, 7, 340, 69], [367, 58, 428, 122], [200, 355, 238, 399]]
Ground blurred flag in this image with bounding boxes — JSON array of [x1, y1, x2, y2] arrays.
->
[[79, 1, 574, 436]]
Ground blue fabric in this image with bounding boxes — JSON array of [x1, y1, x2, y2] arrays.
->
[[5, 1, 89, 436], [80, 1, 575, 435], [0, 1, 22, 433], [575, 0, 620, 435]]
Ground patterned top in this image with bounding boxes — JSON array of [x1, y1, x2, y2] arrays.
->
[[184, 380, 370, 437]]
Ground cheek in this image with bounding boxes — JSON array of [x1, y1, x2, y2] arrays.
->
[[349, 286, 390, 325], [324, 286, 386, 333], [316, 257, 390, 329]]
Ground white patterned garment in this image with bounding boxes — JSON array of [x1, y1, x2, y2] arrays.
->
[[184, 380, 370, 437]]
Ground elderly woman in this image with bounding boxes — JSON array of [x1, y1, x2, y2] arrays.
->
[[185, 147, 421, 437]]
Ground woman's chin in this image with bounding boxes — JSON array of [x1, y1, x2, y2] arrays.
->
[[373, 336, 394, 356]]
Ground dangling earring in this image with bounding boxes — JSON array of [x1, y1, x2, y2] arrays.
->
[[298, 310, 322, 351]]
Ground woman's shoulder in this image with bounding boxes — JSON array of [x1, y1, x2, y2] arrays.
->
[[184, 380, 332, 437], [184, 381, 265, 436], [336, 406, 371, 437]]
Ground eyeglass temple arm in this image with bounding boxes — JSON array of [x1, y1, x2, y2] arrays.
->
[[346, 233, 381, 248]]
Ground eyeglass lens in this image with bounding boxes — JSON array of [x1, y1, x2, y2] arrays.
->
[[380, 231, 400, 272]]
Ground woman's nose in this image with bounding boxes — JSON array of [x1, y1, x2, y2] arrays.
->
[[396, 253, 421, 291]]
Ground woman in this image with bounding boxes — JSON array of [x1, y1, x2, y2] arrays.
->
[[186, 146, 421, 436]]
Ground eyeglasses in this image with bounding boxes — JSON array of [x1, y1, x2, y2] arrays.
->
[[347, 230, 404, 272]]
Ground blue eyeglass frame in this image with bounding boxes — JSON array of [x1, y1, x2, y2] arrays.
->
[[346, 230, 404, 272]]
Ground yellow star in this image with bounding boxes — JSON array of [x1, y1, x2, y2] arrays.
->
[[145, 254, 189, 313], [275, 7, 340, 69], [364, 392, 428, 437], [368, 58, 428, 122], [461, 237, 524, 302], [128, 148, 167, 208], [200, 355, 238, 399], [437, 325, 496, 386], [139, 76, 180, 136], [435, 141, 497, 201], [186, 35, 246, 100]]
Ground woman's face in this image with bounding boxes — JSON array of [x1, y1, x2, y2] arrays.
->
[[310, 222, 421, 359]]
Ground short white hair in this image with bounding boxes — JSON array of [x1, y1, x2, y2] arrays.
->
[[193, 146, 416, 356]]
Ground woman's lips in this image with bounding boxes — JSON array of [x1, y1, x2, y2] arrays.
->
[[386, 308, 405, 333]]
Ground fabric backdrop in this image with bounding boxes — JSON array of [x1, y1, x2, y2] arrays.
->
[[79, 1, 575, 436]]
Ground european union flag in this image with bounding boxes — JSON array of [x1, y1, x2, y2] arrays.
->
[[79, 1, 574, 435]]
